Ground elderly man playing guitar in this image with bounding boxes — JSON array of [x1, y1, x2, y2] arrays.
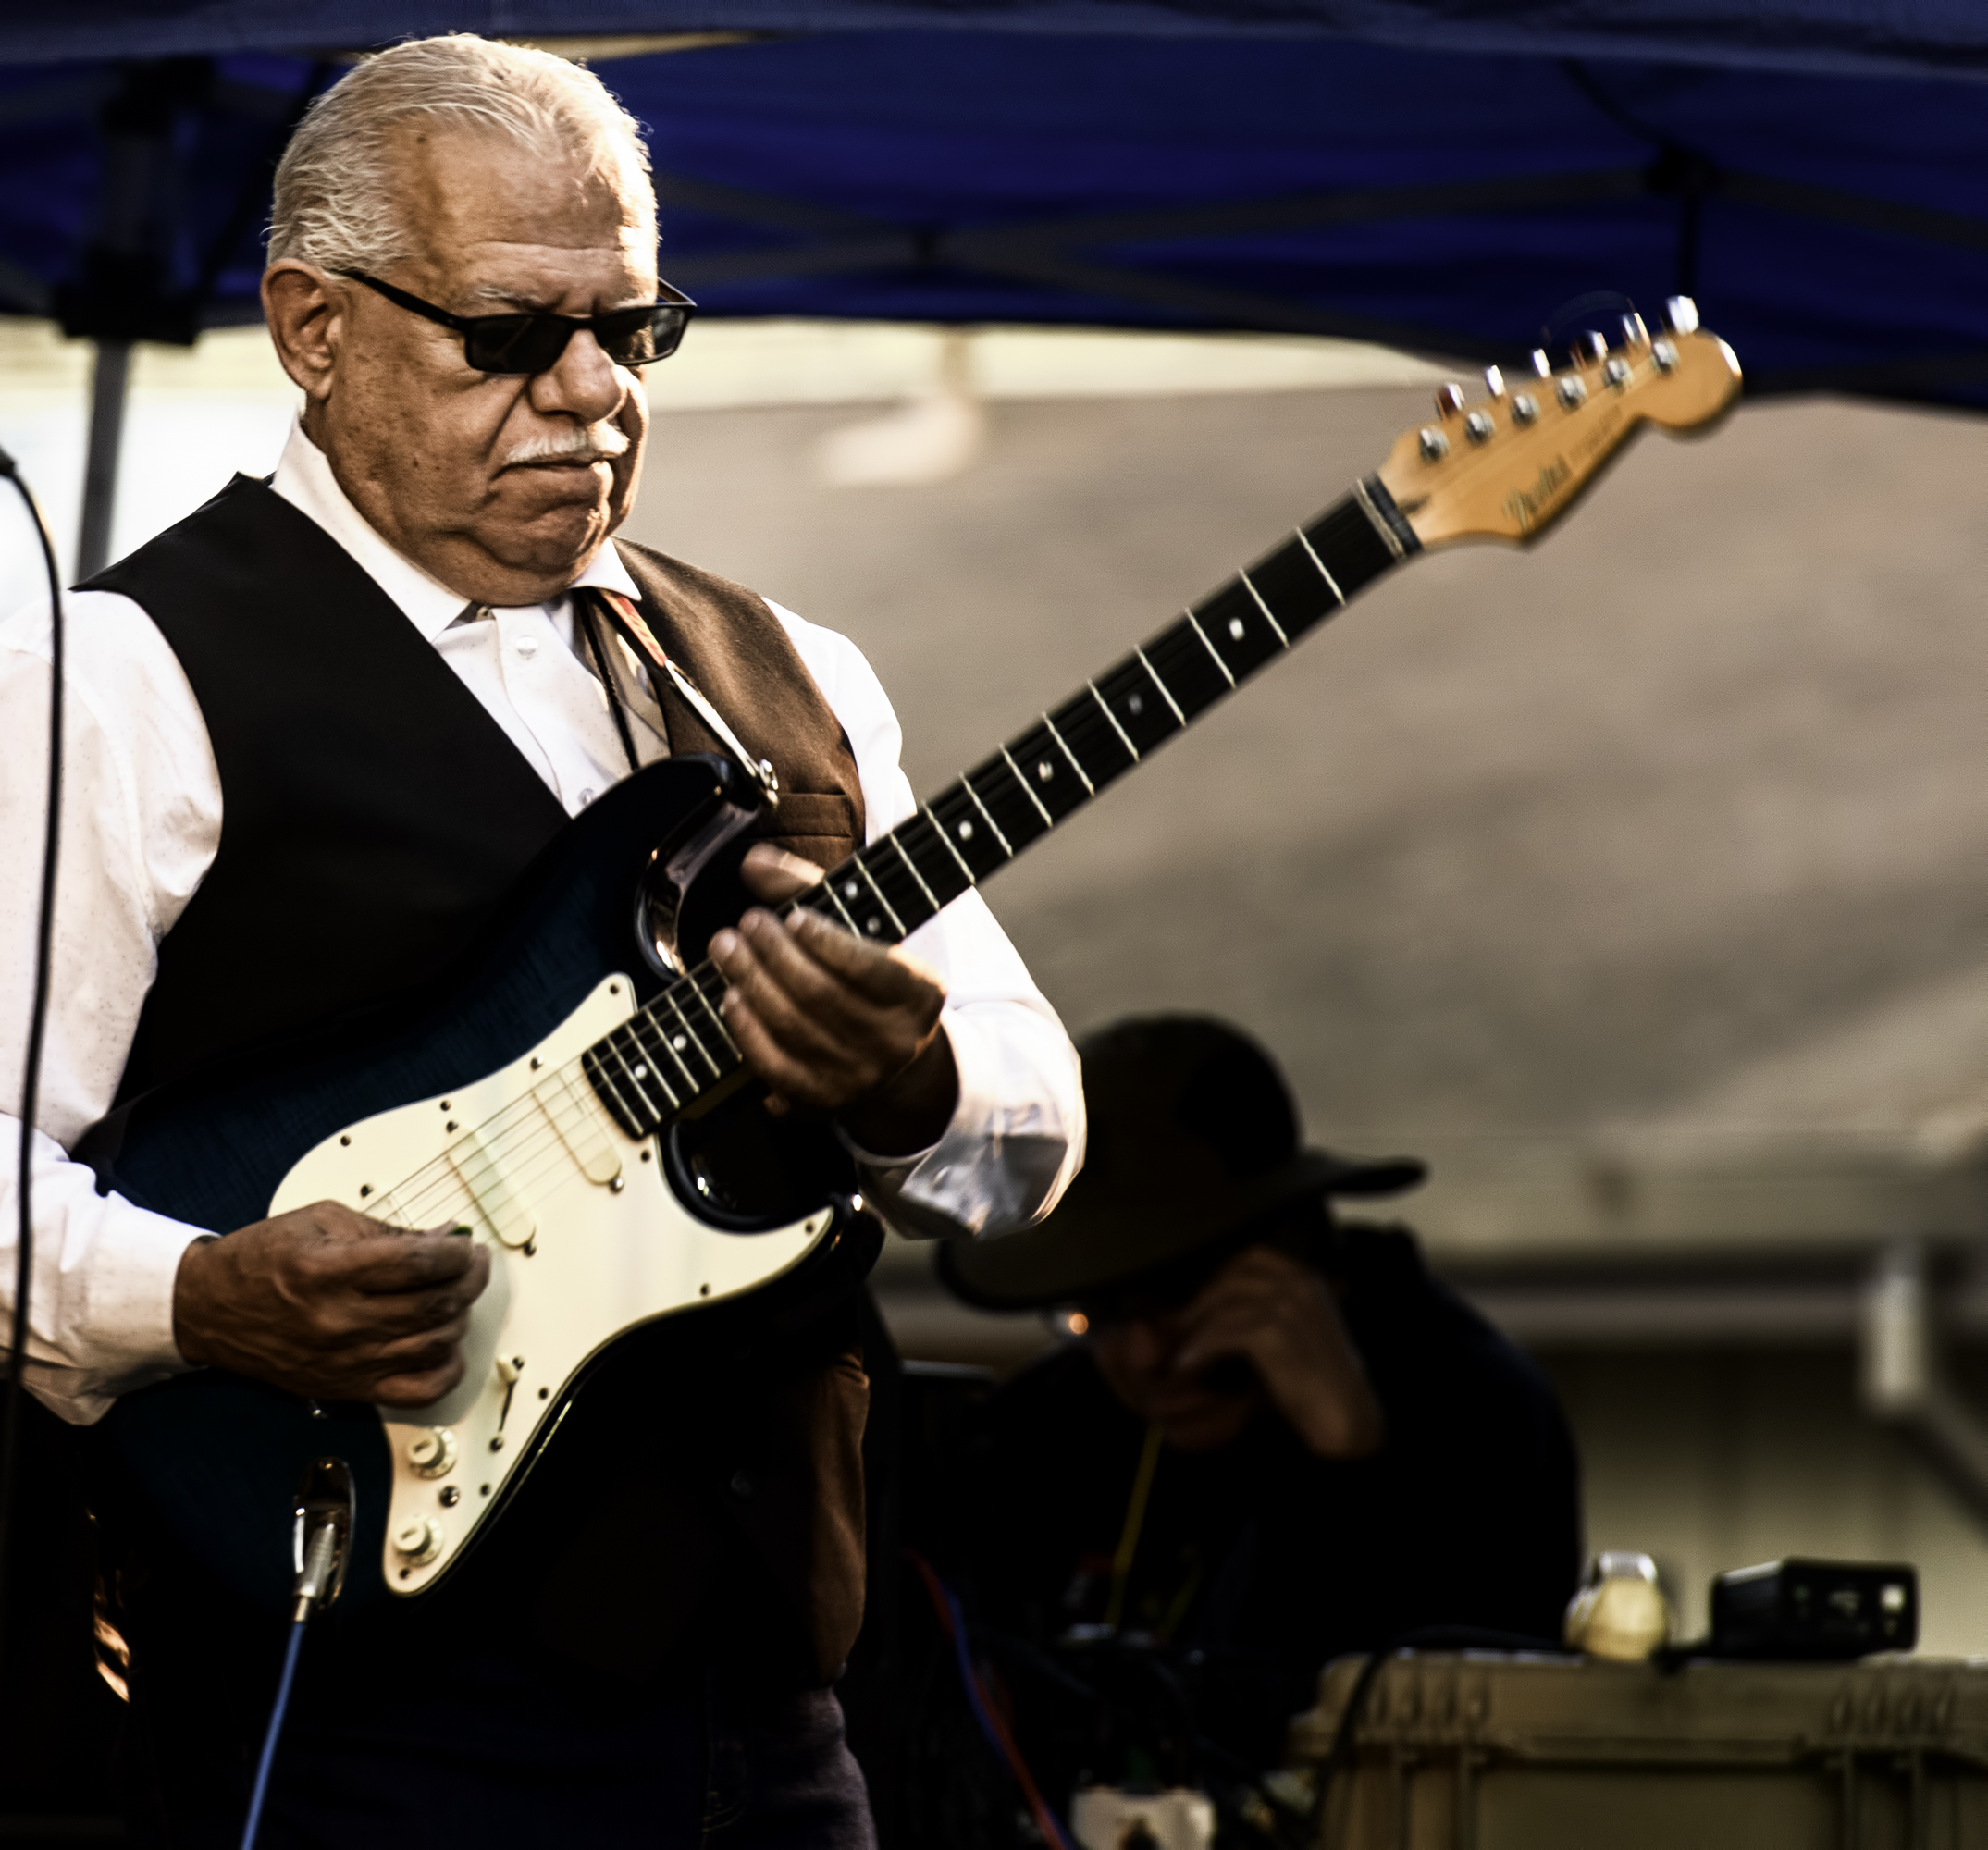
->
[[0, 36, 1080, 1848]]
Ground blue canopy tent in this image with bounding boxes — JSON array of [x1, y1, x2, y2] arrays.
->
[[4, 6, 1988, 564]]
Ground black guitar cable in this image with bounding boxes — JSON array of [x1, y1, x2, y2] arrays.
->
[[0, 441, 64, 1684]]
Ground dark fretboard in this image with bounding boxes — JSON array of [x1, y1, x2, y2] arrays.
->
[[582, 475, 1419, 1137]]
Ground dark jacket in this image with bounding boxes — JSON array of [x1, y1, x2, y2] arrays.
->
[[972, 1222, 1581, 1778]]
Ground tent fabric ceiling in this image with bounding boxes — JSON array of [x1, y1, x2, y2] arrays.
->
[[7, 4, 1988, 78], [3, 14, 1987, 406]]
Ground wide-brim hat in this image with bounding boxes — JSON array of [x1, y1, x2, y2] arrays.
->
[[939, 1015, 1425, 1312]]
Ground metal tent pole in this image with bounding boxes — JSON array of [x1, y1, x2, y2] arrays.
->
[[76, 338, 132, 580]]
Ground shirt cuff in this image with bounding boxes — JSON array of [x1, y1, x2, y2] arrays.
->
[[845, 1013, 1073, 1240], [71, 1202, 207, 1390]]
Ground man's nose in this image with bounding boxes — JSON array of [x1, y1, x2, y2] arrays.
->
[[527, 327, 625, 425]]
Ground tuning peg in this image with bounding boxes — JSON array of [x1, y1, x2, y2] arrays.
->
[[1663, 296, 1700, 335], [1573, 331, 1608, 365], [1483, 364, 1506, 398], [1619, 313, 1649, 347], [1434, 383, 1465, 418], [1530, 349, 1552, 378]]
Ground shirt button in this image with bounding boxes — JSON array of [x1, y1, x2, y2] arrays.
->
[[514, 635, 539, 660], [728, 1469, 756, 1500], [577, 787, 596, 808]]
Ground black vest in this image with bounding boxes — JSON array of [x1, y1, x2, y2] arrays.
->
[[88, 475, 874, 1687]]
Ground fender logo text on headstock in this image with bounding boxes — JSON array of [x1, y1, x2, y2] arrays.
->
[[1504, 457, 1571, 534]]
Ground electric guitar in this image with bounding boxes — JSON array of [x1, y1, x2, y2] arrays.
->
[[90, 305, 1740, 1610]]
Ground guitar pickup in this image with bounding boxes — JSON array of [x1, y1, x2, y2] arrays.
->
[[445, 1126, 537, 1250]]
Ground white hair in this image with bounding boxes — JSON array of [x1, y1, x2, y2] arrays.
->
[[269, 35, 654, 275]]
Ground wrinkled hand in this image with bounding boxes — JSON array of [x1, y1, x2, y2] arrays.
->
[[707, 843, 958, 1155], [173, 1203, 491, 1407], [1171, 1246, 1386, 1459]]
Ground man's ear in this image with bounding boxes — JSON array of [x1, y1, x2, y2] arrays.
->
[[262, 261, 343, 403]]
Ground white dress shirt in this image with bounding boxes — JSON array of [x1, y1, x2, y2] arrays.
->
[[0, 423, 1082, 1424]]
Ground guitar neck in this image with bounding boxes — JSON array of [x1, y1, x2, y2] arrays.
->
[[584, 475, 1420, 1137]]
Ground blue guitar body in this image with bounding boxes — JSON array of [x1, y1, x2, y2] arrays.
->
[[83, 754, 871, 1611]]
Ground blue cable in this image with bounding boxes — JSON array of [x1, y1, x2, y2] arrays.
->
[[940, 1582, 1078, 1850], [239, 1616, 308, 1850]]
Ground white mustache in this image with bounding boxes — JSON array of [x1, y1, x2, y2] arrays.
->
[[501, 425, 631, 468]]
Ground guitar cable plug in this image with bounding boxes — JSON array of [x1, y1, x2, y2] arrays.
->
[[240, 1458, 354, 1850]]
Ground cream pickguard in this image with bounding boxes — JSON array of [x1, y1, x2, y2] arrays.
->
[[266, 973, 835, 1596]]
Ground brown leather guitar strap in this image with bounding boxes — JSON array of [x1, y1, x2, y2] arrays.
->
[[586, 586, 780, 807]]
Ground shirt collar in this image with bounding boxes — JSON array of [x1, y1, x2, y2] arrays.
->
[[268, 418, 642, 642]]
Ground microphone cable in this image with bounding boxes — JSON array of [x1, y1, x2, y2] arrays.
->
[[0, 441, 65, 1681]]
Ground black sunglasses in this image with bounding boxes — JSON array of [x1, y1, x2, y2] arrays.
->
[[339, 270, 695, 375]]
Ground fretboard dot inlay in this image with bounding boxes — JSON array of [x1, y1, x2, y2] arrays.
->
[[574, 479, 1406, 1152]]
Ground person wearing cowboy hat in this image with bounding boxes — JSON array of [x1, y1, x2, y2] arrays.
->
[[936, 1015, 1580, 1794]]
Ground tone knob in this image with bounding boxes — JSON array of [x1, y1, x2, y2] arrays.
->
[[406, 1426, 458, 1479], [393, 1517, 444, 1565]]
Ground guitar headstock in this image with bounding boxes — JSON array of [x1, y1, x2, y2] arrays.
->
[[1377, 300, 1741, 549]]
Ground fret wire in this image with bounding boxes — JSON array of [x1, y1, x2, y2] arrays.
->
[[1000, 746, 1056, 827], [623, 1018, 683, 1108], [906, 808, 974, 899], [886, 830, 942, 913], [1040, 712, 1095, 796], [602, 1038, 656, 1122], [819, 875, 863, 934], [1185, 610, 1237, 688], [687, 973, 745, 1059], [1135, 647, 1187, 725], [583, 1047, 642, 1133], [644, 1003, 702, 1093], [1295, 529, 1347, 606], [1050, 693, 1132, 782], [923, 801, 980, 885], [1149, 621, 1232, 711], [628, 1013, 691, 1096], [853, 857, 906, 937], [961, 773, 1016, 856], [661, 987, 723, 1078], [1088, 680, 1141, 762], [861, 832, 931, 917], [611, 1030, 672, 1121], [1238, 570, 1290, 648]]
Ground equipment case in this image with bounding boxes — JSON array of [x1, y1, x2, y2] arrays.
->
[[1286, 1653, 1988, 1849]]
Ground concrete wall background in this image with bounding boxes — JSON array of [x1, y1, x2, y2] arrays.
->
[[7, 322, 1985, 1655]]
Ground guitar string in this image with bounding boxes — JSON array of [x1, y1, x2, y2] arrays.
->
[[347, 524, 1352, 1230], [359, 730, 1121, 1227]]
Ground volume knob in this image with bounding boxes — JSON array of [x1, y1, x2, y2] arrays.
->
[[393, 1518, 444, 1565], [406, 1427, 458, 1479]]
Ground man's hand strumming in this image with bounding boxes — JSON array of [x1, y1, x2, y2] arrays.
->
[[172, 1204, 491, 1407]]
